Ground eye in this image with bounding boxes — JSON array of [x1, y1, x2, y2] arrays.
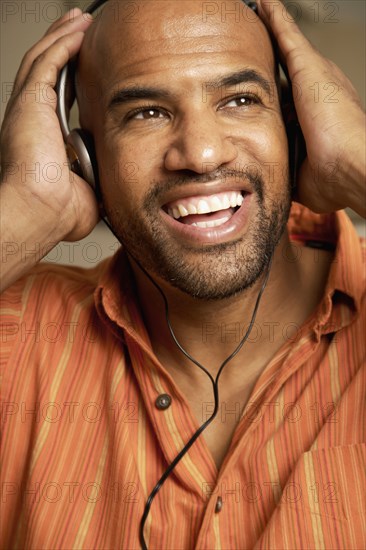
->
[[127, 106, 168, 121], [135, 108, 162, 119], [223, 95, 259, 108]]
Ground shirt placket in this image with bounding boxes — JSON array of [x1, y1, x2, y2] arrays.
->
[[193, 328, 322, 549], [126, 334, 218, 497]]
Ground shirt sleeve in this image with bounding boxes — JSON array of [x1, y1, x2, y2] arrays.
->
[[0, 274, 30, 374]]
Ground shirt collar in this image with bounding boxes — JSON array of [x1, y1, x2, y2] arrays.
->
[[94, 247, 154, 351], [95, 205, 364, 343], [287, 204, 364, 335]]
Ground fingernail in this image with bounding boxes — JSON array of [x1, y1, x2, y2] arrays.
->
[[66, 7, 82, 17], [71, 12, 93, 23], [64, 7, 82, 23]]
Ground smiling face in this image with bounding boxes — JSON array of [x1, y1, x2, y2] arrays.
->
[[77, 0, 290, 299]]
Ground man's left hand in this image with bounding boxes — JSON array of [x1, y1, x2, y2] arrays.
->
[[258, 0, 366, 218]]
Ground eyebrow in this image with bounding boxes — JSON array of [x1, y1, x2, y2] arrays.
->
[[107, 68, 272, 110], [211, 69, 272, 95], [108, 86, 171, 111]]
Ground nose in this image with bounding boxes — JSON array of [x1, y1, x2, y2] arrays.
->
[[164, 111, 238, 174]]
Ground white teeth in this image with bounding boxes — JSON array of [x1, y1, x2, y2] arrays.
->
[[178, 205, 188, 217], [230, 193, 237, 207], [172, 207, 180, 219], [187, 204, 197, 215], [222, 195, 230, 209], [167, 190, 244, 219], [197, 200, 210, 214], [191, 215, 231, 228], [210, 196, 222, 210]]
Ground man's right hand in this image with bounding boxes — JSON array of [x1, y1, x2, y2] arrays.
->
[[0, 8, 99, 293]]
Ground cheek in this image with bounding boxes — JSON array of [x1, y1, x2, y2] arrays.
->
[[96, 116, 288, 210], [236, 122, 288, 189], [96, 139, 151, 211]]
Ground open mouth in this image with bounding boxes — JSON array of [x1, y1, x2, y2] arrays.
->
[[163, 190, 246, 229]]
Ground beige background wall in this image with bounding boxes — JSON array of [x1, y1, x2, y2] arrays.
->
[[1, 0, 365, 267]]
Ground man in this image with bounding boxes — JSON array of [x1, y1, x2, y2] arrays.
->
[[0, 0, 365, 548]]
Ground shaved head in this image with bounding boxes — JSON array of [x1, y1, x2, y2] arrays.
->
[[75, 0, 290, 300], [77, 0, 277, 129]]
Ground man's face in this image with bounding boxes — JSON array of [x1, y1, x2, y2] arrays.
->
[[78, 0, 290, 299]]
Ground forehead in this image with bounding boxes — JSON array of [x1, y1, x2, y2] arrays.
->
[[80, 0, 275, 93]]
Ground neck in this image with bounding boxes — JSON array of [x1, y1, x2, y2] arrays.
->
[[128, 231, 331, 388]]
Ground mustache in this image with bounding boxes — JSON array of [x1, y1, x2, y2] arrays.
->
[[144, 167, 264, 208]]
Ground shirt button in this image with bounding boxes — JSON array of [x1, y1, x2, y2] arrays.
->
[[155, 394, 172, 410], [215, 496, 223, 513]]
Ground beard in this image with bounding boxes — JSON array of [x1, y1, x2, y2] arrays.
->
[[107, 167, 291, 300]]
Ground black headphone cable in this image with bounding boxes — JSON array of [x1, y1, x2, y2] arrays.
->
[[101, 215, 272, 550]]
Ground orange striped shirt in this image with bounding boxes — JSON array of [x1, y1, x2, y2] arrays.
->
[[1, 205, 365, 549]]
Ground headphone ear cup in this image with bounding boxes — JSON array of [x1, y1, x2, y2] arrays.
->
[[281, 97, 307, 197], [65, 129, 105, 216], [287, 121, 307, 198], [286, 120, 300, 193], [66, 129, 97, 189]]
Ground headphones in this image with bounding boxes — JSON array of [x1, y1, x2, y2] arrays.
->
[[56, 0, 105, 194], [56, 0, 305, 199]]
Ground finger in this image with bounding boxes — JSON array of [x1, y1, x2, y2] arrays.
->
[[15, 32, 87, 112], [13, 12, 93, 94], [257, 0, 315, 74], [43, 7, 83, 36]]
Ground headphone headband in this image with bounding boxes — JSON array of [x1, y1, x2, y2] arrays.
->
[[56, 0, 109, 138], [85, 0, 109, 14]]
